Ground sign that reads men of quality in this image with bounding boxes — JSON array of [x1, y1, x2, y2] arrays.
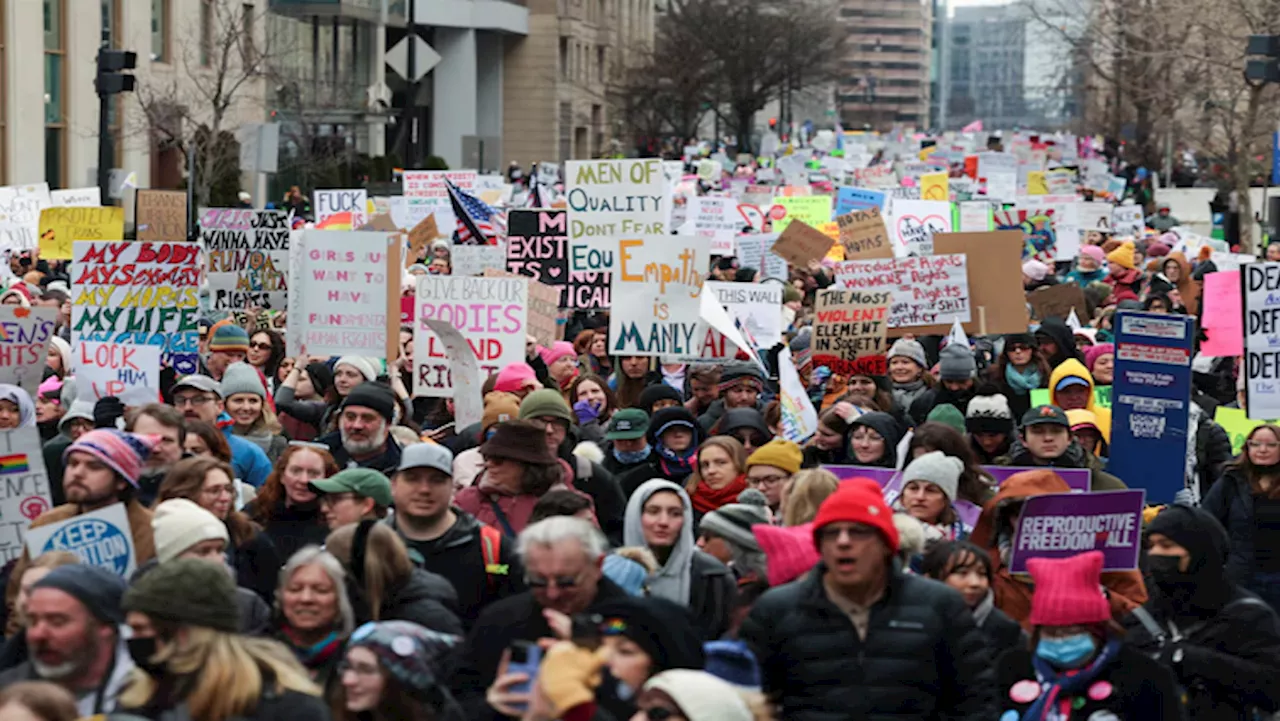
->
[[286, 231, 391, 358], [1245, 262, 1280, 420], [26, 502, 136, 578], [413, 275, 528, 397], [565, 159, 668, 272], [1009, 490, 1146, 574], [201, 209, 290, 311], [506, 209, 610, 310], [71, 241, 201, 375], [609, 235, 709, 357]]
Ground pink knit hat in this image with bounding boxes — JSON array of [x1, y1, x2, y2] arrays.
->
[[63, 429, 158, 487], [1079, 245, 1105, 265], [538, 341, 577, 368], [493, 362, 539, 394], [753, 523, 820, 586], [1027, 551, 1112, 627], [1083, 343, 1114, 373]]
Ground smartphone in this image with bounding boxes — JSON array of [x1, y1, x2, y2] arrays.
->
[[506, 640, 542, 706]]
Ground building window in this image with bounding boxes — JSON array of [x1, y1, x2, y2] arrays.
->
[[152, 0, 168, 62], [596, 46, 605, 82], [44, 0, 65, 188], [559, 37, 568, 80], [199, 0, 213, 66], [241, 3, 255, 66]]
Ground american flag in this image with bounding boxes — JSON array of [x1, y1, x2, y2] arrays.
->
[[446, 179, 503, 245]]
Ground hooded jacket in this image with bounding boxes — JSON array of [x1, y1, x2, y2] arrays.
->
[[846, 412, 902, 468], [993, 437, 1126, 491], [968, 470, 1146, 630], [1035, 317, 1085, 368], [1163, 251, 1200, 315], [1049, 358, 1112, 441], [714, 407, 770, 440], [623, 480, 735, 639], [350, 566, 464, 636]]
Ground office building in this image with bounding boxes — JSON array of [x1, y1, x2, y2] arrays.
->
[[838, 0, 933, 130]]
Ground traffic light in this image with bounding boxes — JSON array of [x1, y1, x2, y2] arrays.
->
[[1246, 35, 1280, 83], [95, 49, 137, 95]]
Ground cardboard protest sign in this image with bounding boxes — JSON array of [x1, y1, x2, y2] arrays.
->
[[413, 275, 528, 397], [0, 307, 57, 397], [422, 319, 482, 428], [778, 347, 818, 443], [136, 190, 187, 241], [201, 209, 290, 311], [983, 466, 1090, 493], [286, 231, 392, 358], [0, 427, 52, 563], [608, 235, 709, 357], [1009, 490, 1145, 573], [1031, 386, 1112, 410], [1027, 283, 1088, 322], [1244, 263, 1280, 420], [25, 502, 137, 578], [72, 241, 201, 375], [920, 172, 949, 201], [565, 159, 668, 270], [773, 219, 835, 267], [1026, 171, 1048, 195], [406, 215, 440, 267], [734, 233, 788, 280], [888, 199, 951, 257], [39, 207, 124, 260], [994, 208, 1056, 264], [1109, 312, 1194, 502], [835, 207, 892, 261], [1201, 271, 1243, 357], [832, 255, 971, 327], [812, 287, 890, 376], [771, 196, 833, 234], [0, 185, 50, 250], [1077, 202, 1112, 233], [451, 244, 507, 277], [506, 209, 610, 309], [75, 341, 161, 406], [314, 189, 369, 229], [834, 187, 885, 216]]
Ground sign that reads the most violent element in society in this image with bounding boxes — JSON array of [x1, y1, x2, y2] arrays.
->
[[609, 235, 709, 357], [412, 275, 528, 397], [200, 209, 290, 311]]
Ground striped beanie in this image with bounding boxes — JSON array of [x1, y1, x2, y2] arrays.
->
[[207, 322, 249, 353], [63, 429, 156, 487]]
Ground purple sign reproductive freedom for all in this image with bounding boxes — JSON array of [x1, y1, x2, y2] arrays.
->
[[1009, 489, 1145, 574]]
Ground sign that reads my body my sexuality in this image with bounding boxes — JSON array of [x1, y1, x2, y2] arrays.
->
[[413, 275, 528, 397], [565, 159, 668, 271], [609, 235, 710, 357], [286, 231, 391, 358], [201, 209, 290, 311]]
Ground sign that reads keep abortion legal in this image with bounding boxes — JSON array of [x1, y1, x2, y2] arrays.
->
[[0, 307, 56, 397], [565, 159, 668, 271], [506, 209, 610, 309], [314, 189, 369, 228], [0, 428, 52, 563], [25, 502, 136, 578], [201, 209, 290, 311], [413, 275, 528, 397], [1009, 490, 1145, 574], [286, 231, 391, 358], [71, 241, 201, 375], [609, 235, 709, 357]]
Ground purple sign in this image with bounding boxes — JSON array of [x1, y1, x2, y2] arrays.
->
[[954, 500, 982, 528], [983, 466, 1090, 493], [1009, 489, 1146, 574], [824, 465, 900, 492]]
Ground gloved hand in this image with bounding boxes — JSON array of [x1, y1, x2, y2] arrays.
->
[[93, 397, 126, 429], [573, 400, 600, 425], [537, 641, 610, 716]]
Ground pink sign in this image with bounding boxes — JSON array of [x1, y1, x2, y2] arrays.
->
[[1201, 271, 1242, 357], [400, 295, 414, 325]]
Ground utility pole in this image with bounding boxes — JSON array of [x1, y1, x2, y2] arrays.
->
[[95, 49, 137, 203], [406, 0, 418, 167]]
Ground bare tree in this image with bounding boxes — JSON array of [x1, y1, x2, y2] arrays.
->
[[607, 33, 716, 149]]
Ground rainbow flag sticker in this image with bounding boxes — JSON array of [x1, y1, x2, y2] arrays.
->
[[0, 454, 29, 475]]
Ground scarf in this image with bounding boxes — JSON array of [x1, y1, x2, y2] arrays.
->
[[891, 379, 926, 409], [655, 441, 696, 480], [690, 474, 748, 514], [613, 446, 651, 466], [1005, 364, 1042, 393], [1023, 637, 1121, 721], [558, 369, 579, 391], [280, 626, 344, 669], [972, 589, 995, 627]]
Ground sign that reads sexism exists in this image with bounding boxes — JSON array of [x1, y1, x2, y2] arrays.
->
[[413, 275, 528, 397]]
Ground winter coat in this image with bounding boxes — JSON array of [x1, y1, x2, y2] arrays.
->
[[1036, 316, 1086, 368], [1065, 265, 1108, 288], [739, 562, 996, 721], [455, 475, 592, 540], [697, 398, 765, 435], [1107, 267, 1144, 305], [996, 643, 1185, 721], [907, 384, 977, 427], [1188, 402, 1233, 501], [352, 567, 464, 636], [993, 437, 1128, 491], [0, 637, 135, 716], [558, 441, 628, 546], [40, 432, 73, 506], [233, 528, 285, 604], [969, 469, 1146, 630], [986, 363, 1046, 420], [220, 413, 273, 487], [1202, 468, 1267, 588], [978, 603, 1025, 658], [1049, 358, 1113, 441], [247, 497, 330, 564]]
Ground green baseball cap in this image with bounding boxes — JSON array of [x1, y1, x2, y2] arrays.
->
[[605, 408, 650, 441], [309, 468, 393, 507]]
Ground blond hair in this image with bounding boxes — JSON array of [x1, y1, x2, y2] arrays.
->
[[324, 522, 413, 621], [118, 627, 319, 721], [782, 469, 840, 527]]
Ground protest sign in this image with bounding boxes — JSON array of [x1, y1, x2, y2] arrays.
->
[[136, 190, 188, 242], [778, 347, 818, 443], [771, 196, 833, 234], [201, 208, 290, 311], [407, 215, 440, 267], [984, 171, 1017, 203], [537, 161, 561, 188], [994, 208, 1056, 264], [1216, 406, 1274, 455], [683, 281, 784, 361], [0, 185, 50, 250], [451, 243, 507, 277], [39, 206, 124, 260], [413, 275, 528, 397], [609, 235, 709, 356], [957, 201, 992, 232], [72, 241, 201, 375], [1112, 205, 1144, 237], [75, 341, 161, 406], [888, 199, 951, 257], [1031, 386, 1112, 410], [403, 170, 475, 227], [834, 187, 886, 216], [734, 233, 788, 280], [811, 287, 890, 376], [1077, 202, 1112, 233], [51, 187, 100, 207], [773, 219, 835, 267], [565, 159, 668, 270], [286, 231, 391, 358], [1244, 262, 1280, 420], [835, 207, 892, 261], [1045, 169, 1076, 195], [1027, 283, 1088, 322], [920, 172, 949, 201], [0, 307, 56, 397], [1009, 490, 1145, 574], [832, 255, 971, 327], [823, 465, 901, 491], [0, 427, 52, 563], [684, 197, 740, 255], [1201, 271, 1243, 357], [983, 466, 1090, 493], [506, 209, 610, 309], [682, 286, 767, 368], [1026, 171, 1048, 195], [25, 502, 137, 578], [314, 189, 369, 229], [1109, 312, 1194, 503]]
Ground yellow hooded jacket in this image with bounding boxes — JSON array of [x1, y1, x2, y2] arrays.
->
[[1049, 358, 1112, 441]]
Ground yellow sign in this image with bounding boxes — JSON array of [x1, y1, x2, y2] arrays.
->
[[1215, 407, 1277, 455], [771, 195, 832, 233], [1027, 171, 1048, 195], [39, 206, 125, 260], [921, 172, 949, 201]]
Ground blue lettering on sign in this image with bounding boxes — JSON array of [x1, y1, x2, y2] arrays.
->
[[43, 518, 130, 575]]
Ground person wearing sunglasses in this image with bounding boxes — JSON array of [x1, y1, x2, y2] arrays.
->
[[988, 332, 1052, 419], [712, 408, 771, 456]]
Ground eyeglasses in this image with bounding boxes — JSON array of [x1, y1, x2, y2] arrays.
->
[[1008, 344, 1032, 353], [173, 395, 215, 408], [525, 569, 587, 589], [1249, 441, 1280, 450], [750, 474, 788, 486]]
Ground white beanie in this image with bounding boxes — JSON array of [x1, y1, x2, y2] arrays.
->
[[335, 356, 378, 382], [643, 670, 754, 721], [152, 498, 230, 563], [901, 450, 964, 503]]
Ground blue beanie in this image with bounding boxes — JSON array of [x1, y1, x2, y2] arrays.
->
[[703, 639, 761, 689], [602, 554, 648, 597]]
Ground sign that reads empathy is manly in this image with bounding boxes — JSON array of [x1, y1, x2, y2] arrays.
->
[[200, 209, 290, 311], [609, 235, 709, 357], [1009, 490, 1145, 573], [412, 275, 528, 397]]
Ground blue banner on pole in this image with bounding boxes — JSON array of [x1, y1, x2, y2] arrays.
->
[[1108, 311, 1195, 503], [1272, 131, 1280, 186]]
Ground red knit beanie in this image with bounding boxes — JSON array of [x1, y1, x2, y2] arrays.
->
[[811, 479, 900, 554], [1027, 550, 1112, 627]]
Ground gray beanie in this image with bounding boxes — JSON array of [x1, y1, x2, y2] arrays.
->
[[218, 362, 265, 400], [31, 564, 126, 626], [699, 490, 770, 553], [887, 338, 927, 369], [938, 342, 977, 381], [901, 450, 964, 503]]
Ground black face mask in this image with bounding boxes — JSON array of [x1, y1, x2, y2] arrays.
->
[[1147, 553, 1195, 590], [127, 637, 165, 677]]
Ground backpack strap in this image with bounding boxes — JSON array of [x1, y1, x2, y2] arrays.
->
[[479, 523, 509, 595], [1130, 606, 1168, 646]]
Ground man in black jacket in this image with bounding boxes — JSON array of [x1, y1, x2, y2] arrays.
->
[[1125, 504, 1280, 721], [740, 478, 996, 721]]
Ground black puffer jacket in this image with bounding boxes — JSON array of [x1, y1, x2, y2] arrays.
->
[[739, 562, 995, 720], [351, 567, 463, 636], [1201, 468, 1259, 587]]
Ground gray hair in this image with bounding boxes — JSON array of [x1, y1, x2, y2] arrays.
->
[[275, 546, 355, 635], [518, 516, 608, 563]]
